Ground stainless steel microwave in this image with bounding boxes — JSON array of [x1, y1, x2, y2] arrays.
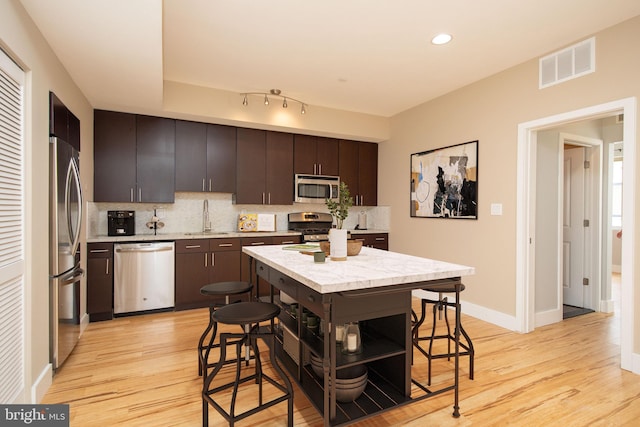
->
[[295, 174, 340, 204]]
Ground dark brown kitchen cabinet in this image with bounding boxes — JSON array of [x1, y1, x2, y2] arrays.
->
[[136, 115, 175, 203], [339, 140, 378, 206], [50, 92, 80, 151], [94, 111, 175, 203], [87, 243, 113, 322], [294, 135, 339, 176], [175, 121, 236, 193], [236, 129, 294, 205], [174, 238, 242, 310], [351, 233, 388, 250]]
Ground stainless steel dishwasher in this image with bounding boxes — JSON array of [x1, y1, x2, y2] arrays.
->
[[114, 241, 175, 314]]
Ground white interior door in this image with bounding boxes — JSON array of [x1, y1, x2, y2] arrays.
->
[[563, 146, 586, 307]]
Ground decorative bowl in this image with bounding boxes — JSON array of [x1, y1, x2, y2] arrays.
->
[[318, 239, 363, 256]]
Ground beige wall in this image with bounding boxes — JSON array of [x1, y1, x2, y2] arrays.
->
[[382, 15, 640, 351], [0, 0, 93, 402]]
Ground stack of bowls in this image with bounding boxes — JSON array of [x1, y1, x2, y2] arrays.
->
[[308, 354, 368, 402]]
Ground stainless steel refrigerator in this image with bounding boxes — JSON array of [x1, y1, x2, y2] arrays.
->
[[49, 136, 83, 371]]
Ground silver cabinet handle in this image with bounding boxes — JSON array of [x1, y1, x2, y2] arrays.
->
[[204, 253, 207, 267], [262, 193, 265, 204], [268, 193, 271, 204], [217, 243, 233, 247], [105, 258, 109, 275], [90, 249, 109, 253], [185, 245, 202, 249], [202, 178, 206, 192], [280, 240, 294, 244], [318, 164, 322, 175], [251, 242, 265, 246], [138, 188, 142, 202], [130, 188, 134, 202], [209, 179, 212, 192], [375, 237, 385, 241], [211, 253, 215, 266]]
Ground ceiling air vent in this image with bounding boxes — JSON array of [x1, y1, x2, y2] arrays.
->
[[539, 37, 595, 89]]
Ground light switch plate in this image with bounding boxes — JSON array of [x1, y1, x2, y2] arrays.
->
[[491, 203, 503, 216]]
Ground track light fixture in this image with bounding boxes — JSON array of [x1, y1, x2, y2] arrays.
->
[[241, 89, 307, 114]]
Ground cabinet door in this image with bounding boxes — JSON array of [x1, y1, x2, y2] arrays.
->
[[49, 92, 69, 142], [265, 131, 294, 205], [87, 243, 113, 322], [207, 124, 236, 193], [358, 142, 378, 206], [94, 110, 137, 202], [136, 115, 175, 203], [236, 128, 266, 204], [338, 139, 360, 199], [175, 120, 207, 192], [68, 110, 80, 152], [294, 134, 317, 175], [175, 251, 211, 310], [316, 137, 339, 176]]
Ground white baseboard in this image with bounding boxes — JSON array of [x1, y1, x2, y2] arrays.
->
[[535, 308, 563, 327], [80, 312, 90, 335], [32, 363, 52, 403], [600, 299, 615, 313], [411, 290, 518, 331]]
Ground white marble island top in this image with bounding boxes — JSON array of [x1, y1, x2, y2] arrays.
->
[[243, 245, 475, 294]]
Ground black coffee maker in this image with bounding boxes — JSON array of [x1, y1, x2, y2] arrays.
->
[[107, 210, 135, 236]]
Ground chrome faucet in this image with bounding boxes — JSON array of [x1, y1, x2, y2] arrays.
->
[[203, 200, 211, 232]]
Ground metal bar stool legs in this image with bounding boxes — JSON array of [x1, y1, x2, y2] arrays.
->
[[412, 285, 475, 386], [197, 282, 254, 379], [202, 301, 293, 427]]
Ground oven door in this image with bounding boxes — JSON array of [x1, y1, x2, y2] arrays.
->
[[295, 175, 339, 203]]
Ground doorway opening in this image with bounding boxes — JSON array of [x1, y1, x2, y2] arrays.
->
[[516, 97, 637, 373]]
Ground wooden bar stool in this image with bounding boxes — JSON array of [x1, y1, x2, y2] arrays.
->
[[412, 283, 474, 385], [202, 301, 293, 427], [197, 281, 253, 379]]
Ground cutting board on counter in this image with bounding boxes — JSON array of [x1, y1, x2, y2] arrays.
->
[[238, 214, 276, 232]]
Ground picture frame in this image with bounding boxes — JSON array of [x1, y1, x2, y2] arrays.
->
[[410, 140, 478, 219]]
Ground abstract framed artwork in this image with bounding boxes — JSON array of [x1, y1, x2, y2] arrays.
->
[[410, 140, 478, 219]]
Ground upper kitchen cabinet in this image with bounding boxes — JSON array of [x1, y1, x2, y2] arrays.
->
[[94, 111, 175, 203], [339, 140, 378, 206], [50, 92, 80, 151], [175, 121, 236, 193], [293, 135, 339, 176], [236, 128, 294, 205]]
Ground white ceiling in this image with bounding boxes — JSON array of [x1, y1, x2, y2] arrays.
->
[[20, 0, 640, 117]]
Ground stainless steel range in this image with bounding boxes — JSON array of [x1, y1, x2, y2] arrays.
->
[[288, 212, 334, 242]]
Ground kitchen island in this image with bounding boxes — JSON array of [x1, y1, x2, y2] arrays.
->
[[243, 245, 475, 426]]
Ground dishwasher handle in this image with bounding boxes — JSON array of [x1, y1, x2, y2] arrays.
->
[[115, 245, 174, 253]]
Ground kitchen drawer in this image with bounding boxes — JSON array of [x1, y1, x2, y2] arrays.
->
[[271, 235, 301, 245], [241, 236, 273, 248], [256, 260, 270, 281], [210, 237, 241, 252], [175, 239, 208, 253], [269, 269, 298, 301], [87, 242, 113, 258], [298, 286, 324, 319]]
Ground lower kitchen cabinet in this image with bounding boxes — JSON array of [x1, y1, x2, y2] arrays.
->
[[87, 243, 114, 322], [175, 238, 242, 310], [351, 233, 388, 250], [241, 235, 301, 299]]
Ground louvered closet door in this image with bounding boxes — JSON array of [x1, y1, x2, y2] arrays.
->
[[0, 48, 25, 403]]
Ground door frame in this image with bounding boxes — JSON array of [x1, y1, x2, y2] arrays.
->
[[516, 97, 637, 372]]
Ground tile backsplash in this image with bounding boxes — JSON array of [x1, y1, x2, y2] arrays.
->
[[87, 192, 390, 237]]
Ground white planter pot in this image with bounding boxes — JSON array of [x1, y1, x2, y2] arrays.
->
[[329, 229, 348, 261]]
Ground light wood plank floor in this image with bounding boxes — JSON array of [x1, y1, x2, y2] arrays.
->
[[43, 279, 639, 426]]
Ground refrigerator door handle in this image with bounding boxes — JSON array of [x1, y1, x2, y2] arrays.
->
[[65, 156, 83, 256], [60, 267, 85, 285]]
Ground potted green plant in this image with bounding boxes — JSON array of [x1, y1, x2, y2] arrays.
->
[[325, 181, 353, 229], [325, 182, 353, 260]]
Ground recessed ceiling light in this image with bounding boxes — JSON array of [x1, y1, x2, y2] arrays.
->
[[431, 33, 452, 45]]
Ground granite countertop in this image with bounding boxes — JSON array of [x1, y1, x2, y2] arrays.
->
[[86, 229, 389, 243], [243, 244, 474, 294]]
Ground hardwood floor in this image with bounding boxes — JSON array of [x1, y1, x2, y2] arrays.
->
[[43, 288, 639, 426]]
